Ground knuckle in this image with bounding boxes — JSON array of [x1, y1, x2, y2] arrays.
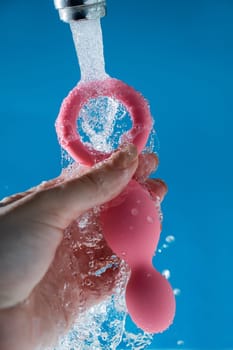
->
[[80, 170, 106, 195]]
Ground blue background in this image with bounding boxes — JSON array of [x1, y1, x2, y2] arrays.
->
[[1, 1, 233, 349]]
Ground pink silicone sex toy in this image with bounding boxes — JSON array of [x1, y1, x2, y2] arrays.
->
[[101, 180, 175, 333], [55, 78, 152, 166], [55, 77, 176, 333]]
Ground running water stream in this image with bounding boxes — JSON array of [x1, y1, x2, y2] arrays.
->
[[70, 19, 108, 82], [53, 19, 158, 350]]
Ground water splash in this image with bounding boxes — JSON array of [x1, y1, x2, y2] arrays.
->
[[61, 148, 74, 169], [53, 297, 154, 350], [121, 330, 153, 350], [51, 257, 153, 350], [54, 294, 127, 350], [55, 13, 166, 350], [49, 164, 155, 349], [144, 125, 160, 155], [77, 97, 132, 154]]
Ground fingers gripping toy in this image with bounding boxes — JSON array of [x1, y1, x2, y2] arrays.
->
[[55, 77, 176, 333]]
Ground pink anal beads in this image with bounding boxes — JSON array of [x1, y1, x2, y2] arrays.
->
[[101, 180, 176, 333]]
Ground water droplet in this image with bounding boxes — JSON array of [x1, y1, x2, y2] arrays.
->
[[162, 243, 168, 249], [174, 288, 181, 296], [129, 225, 134, 230], [101, 332, 108, 340], [136, 199, 141, 204], [89, 261, 95, 268], [131, 208, 139, 216], [165, 235, 175, 243], [158, 249, 162, 253], [63, 282, 69, 290], [78, 213, 89, 229], [100, 304, 106, 313], [162, 269, 171, 279], [177, 339, 184, 346], [147, 273, 152, 278], [146, 215, 154, 224], [85, 278, 94, 287]]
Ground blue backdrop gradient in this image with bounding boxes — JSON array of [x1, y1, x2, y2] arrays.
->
[[1, 1, 233, 349]]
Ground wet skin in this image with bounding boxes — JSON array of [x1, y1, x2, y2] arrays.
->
[[0, 145, 167, 350]]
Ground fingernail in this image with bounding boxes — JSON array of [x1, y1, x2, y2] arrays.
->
[[154, 179, 168, 194], [146, 178, 168, 202], [154, 179, 168, 200], [111, 144, 138, 170]]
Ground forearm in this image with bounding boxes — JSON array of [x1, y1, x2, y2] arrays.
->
[[0, 301, 34, 350], [0, 293, 59, 350]]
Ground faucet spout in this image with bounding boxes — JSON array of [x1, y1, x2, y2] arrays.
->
[[54, 0, 107, 22]]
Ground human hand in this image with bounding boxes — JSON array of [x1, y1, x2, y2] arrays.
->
[[0, 145, 167, 350]]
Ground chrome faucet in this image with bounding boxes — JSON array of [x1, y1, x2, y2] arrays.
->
[[54, 0, 106, 22]]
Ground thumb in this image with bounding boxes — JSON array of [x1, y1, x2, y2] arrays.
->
[[28, 145, 138, 229]]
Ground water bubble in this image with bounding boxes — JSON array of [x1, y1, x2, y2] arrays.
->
[[177, 339, 184, 346], [94, 263, 113, 276], [131, 208, 139, 216], [84, 278, 94, 287], [173, 288, 181, 296], [63, 282, 69, 291], [78, 213, 90, 229], [122, 331, 154, 350], [155, 199, 164, 223], [165, 235, 175, 243], [146, 215, 154, 224], [101, 332, 108, 341], [162, 269, 171, 279], [157, 235, 176, 254], [159, 212, 164, 223], [89, 261, 95, 268]]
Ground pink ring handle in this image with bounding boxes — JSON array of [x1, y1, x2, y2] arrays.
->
[[55, 78, 152, 166]]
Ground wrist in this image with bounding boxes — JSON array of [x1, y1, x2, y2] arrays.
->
[[0, 298, 34, 350]]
